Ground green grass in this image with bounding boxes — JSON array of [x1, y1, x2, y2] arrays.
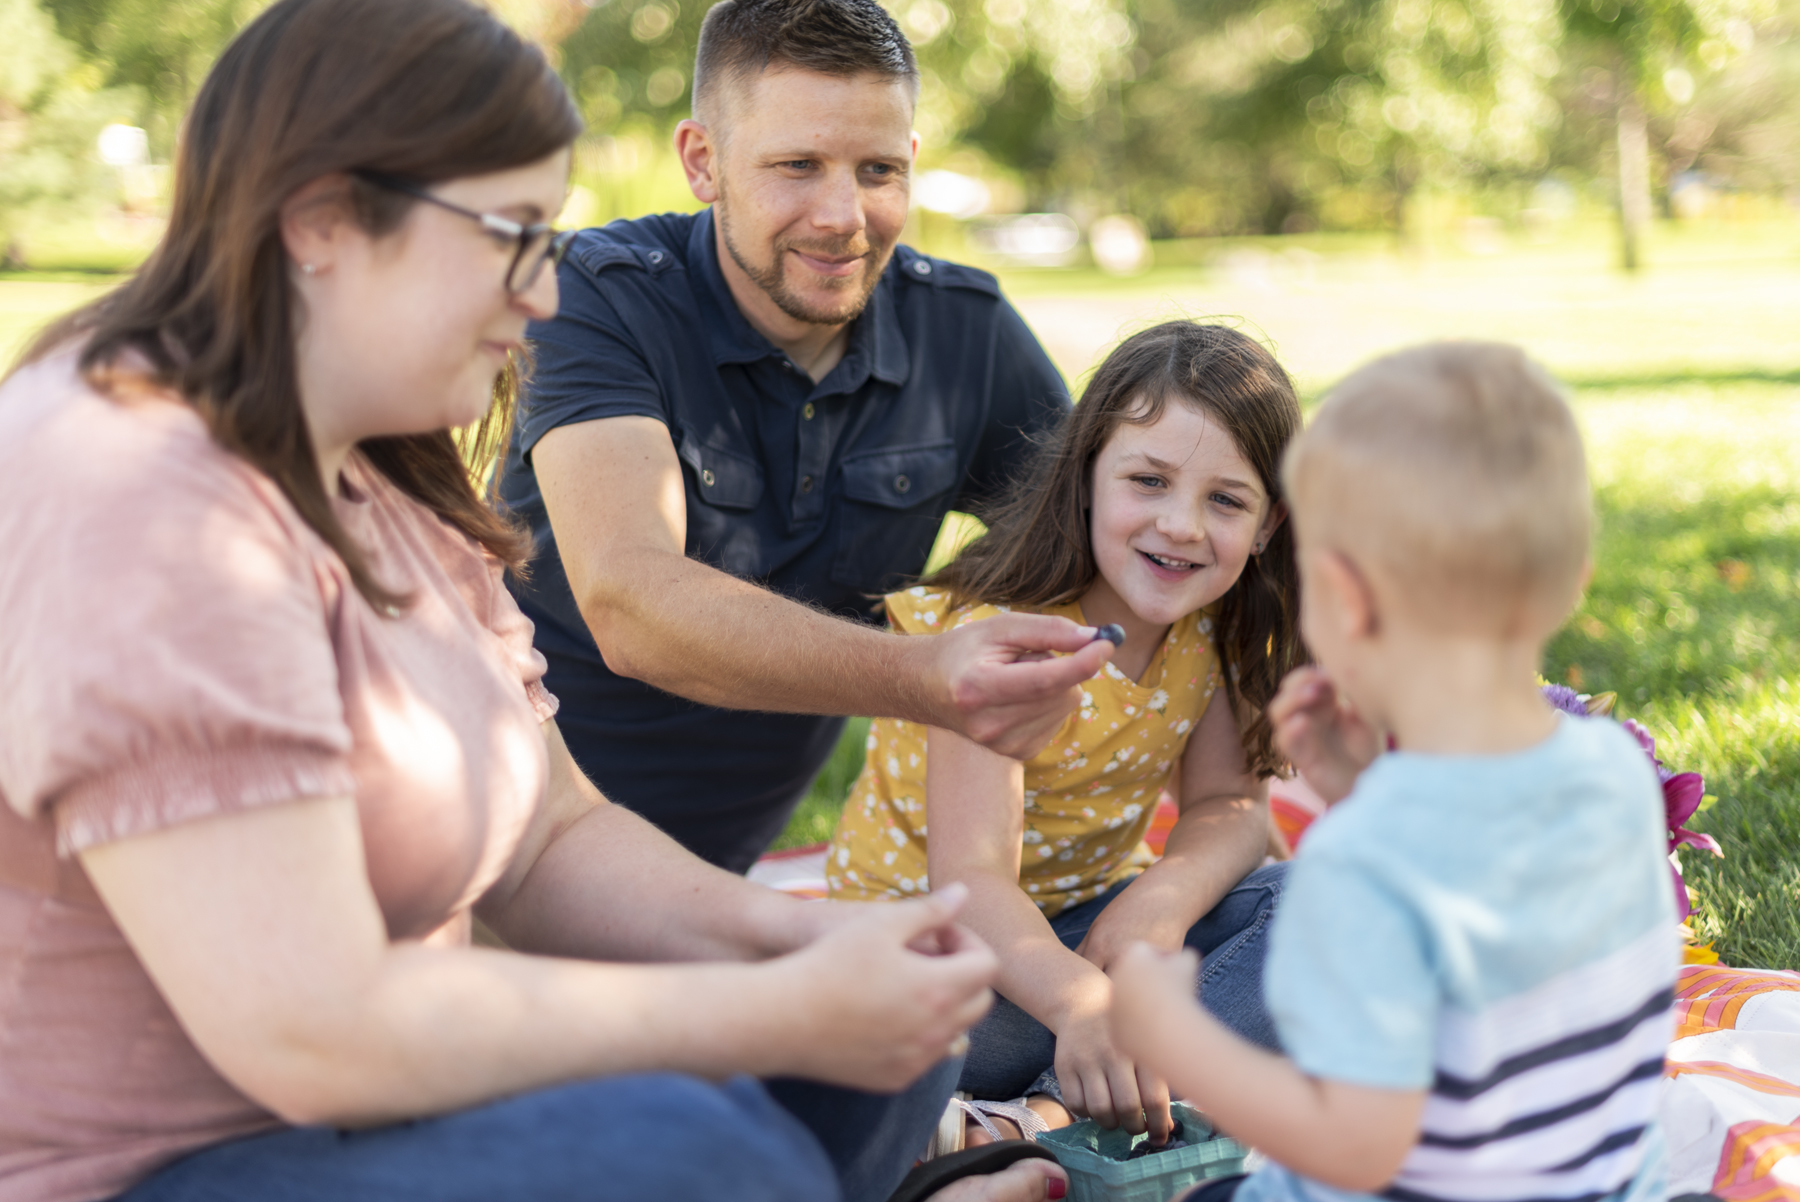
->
[[5, 221, 1798, 967]]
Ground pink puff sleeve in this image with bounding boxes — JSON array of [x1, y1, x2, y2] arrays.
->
[[0, 365, 357, 856]]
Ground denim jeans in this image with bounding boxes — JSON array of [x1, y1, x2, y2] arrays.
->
[[113, 1059, 961, 1202], [959, 862, 1287, 1101]]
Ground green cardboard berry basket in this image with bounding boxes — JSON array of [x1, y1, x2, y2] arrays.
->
[[1035, 1102, 1256, 1202]]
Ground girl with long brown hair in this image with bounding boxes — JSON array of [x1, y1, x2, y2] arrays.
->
[[827, 321, 1306, 1150], [0, 1, 1021, 1199]]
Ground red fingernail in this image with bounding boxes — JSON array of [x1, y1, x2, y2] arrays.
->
[[1048, 1179, 1068, 1200]]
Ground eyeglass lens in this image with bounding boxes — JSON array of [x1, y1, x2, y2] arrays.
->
[[507, 228, 559, 294]]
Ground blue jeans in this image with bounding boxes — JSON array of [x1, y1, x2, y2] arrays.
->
[[113, 1060, 961, 1202], [959, 862, 1286, 1100]]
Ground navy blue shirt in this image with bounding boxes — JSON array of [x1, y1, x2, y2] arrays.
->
[[499, 208, 1069, 870]]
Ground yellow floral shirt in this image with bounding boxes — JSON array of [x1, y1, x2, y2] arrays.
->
[[826, 587, 1223, 917]]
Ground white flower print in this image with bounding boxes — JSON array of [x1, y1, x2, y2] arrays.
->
[[922, 610, 939, 626], [884, 851, 897, 866], [888, 757, 901, 776], [838, 847, 851, 867], [1174, 719, 1192, 735], [1149, 689, 1169, 714], [887, 827, 908, 847], [1023, 828, 1045, 844], [1122, 803, 1144, 821], [1054, 874, 1082, 890]]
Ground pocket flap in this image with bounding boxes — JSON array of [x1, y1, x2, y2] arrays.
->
[[840, 442, 959, 509], [677, 431, 765, 511]]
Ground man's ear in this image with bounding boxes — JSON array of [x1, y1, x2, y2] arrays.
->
[[278, 173, 354, 276], [674, 119, 720, 204], [1316, 548, 1379, 641]]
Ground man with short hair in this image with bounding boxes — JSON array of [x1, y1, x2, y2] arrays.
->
[[499, 0, 1109, 873]]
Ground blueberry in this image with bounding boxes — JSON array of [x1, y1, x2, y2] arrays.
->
[[1093, 623, 1127, 647]]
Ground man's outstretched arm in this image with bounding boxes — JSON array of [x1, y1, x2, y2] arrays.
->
[[533, 415, 1112, 759]]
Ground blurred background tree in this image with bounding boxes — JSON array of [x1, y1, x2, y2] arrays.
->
[[3, 0, 1799, 268]]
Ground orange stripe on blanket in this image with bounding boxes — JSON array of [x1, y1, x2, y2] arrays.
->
[[1712, 1120, 1800, 1202], [1668, 1061, 1800, 1099], [1271, 796, 1317, 852], [1673, 965, 1800, 1037]]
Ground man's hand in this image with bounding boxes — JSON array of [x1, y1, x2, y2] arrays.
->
[[930, 614, 1116, 759], [777, 884, 999, 1092], [1268, 666, 1382, 804]]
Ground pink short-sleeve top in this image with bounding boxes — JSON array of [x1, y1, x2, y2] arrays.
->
[[0, 351, 559, 1202]]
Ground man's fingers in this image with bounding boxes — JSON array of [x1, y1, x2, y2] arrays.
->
[[875, 881, 969, 942], [982, 612, 1107, 655]]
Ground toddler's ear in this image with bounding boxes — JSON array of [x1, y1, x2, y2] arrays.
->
[[1315, 549, 1378, 640]]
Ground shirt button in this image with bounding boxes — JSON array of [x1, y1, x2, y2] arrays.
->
[[801, 475, 815, 493], [895, 474, 911, 493], [913, 260, 932, 276], [701, 469, 715, 487], [802, 402, 815, 420], [648, 250, 664, 264]]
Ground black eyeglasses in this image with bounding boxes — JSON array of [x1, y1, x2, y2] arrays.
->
[[353, 169, 574, 295]]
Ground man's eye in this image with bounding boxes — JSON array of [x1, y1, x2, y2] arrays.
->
[[782, 160, 814, 171]]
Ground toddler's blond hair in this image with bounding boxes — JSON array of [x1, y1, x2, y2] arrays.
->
[[1283, 342, 1590, 636]]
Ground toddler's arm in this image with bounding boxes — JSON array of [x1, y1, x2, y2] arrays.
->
[[1110, 943, 1423, 1192]]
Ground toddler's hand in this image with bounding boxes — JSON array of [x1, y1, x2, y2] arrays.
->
[[1108, 942, 1202, 1072], [1269, 666, 1382, 804]]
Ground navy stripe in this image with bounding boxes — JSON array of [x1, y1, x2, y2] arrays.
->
[[1385, 1185, 1621, 1202], [1433, 989, 1674, 1101], [1549, 1127, 1647, 1173], [1420, 1058, 1665, 1149]]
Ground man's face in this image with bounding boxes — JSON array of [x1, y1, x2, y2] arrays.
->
[[711, 67, 916, 326]]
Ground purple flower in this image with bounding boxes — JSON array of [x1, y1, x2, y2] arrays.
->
[[1541, 684, 1589, 718]]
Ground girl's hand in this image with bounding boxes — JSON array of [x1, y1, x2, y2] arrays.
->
[[781, 884, 999, 1092], [1055, 1004, 1175, 1143], [1074, 908, 1190, 974], [1268, 666, 1382, 804], [1108, 943, 1204, 1073]]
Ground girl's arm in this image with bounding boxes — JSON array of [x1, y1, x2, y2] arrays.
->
[[1076, 686, 1271, 973], [1112, 943, 1424, 1191], [926, 725, 1169, 1136], [79, 729, 997, 1128]]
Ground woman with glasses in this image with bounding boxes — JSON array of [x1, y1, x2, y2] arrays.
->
[[0, 1, 1064, 1199]]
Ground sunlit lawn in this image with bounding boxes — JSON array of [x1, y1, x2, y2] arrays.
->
[[6, 219, 1798, 968]]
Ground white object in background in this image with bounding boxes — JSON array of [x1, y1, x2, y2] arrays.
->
[[1089, 214, 1152, 276], [915, 170, 991, 220], [97, 124, 149, 168]]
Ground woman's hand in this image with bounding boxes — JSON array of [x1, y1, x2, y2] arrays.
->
[[777, 884, 1000, 1093], [1268, 666, 1382, 804], [1055, 1000, 1175, 1142]]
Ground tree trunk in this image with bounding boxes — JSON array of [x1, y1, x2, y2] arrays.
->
[[1616, 97, 1651, 272]]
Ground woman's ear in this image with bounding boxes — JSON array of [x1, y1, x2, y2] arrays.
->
[[278, 173, 355, 276]]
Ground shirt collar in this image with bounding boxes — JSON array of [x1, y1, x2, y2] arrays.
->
[[691, 207, 911, 391]]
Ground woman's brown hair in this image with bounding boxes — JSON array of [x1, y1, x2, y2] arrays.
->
[[14, 0, 582, 608], [929, 321, 1306, 777]]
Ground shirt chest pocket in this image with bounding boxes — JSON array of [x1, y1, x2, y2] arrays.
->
[[831, 441, 961, 594], [677, 431, 768, 577]]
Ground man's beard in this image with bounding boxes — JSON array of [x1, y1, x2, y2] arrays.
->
[[717, 190, 893, 327]]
